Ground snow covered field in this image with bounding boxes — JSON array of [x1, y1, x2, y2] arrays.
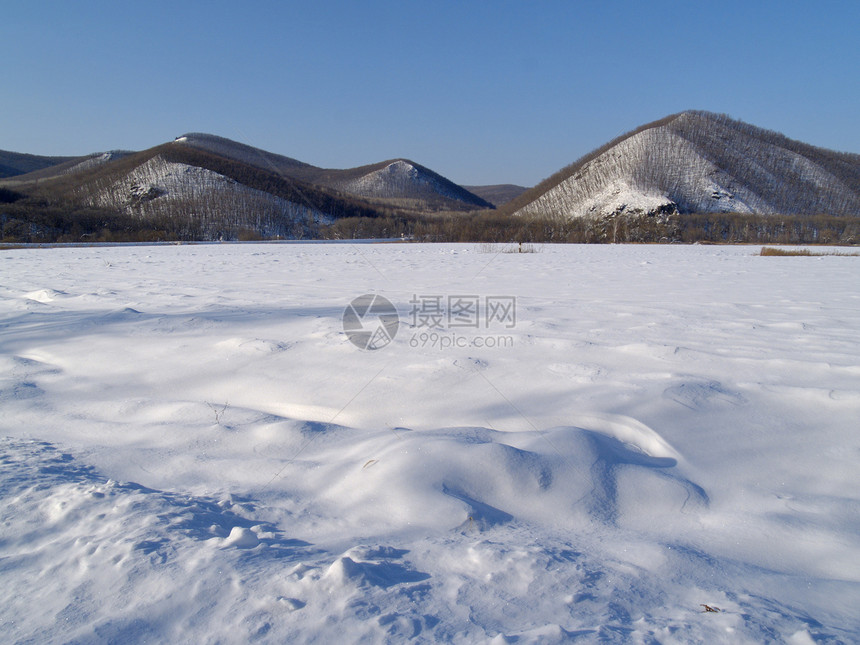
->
[[1, 242, 859, 644]]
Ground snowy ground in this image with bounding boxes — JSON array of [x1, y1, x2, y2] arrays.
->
[[1, 242, 859, 644]]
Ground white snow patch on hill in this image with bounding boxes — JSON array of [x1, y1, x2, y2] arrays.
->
[[61, 151, 127, 176], [336, 160, 470, 203], [516, 112, 860, 219], [577, 180, 676, 218], [520, 128, 758, 218], [92, 156, 235, 207], [85, 155, 330, 236]]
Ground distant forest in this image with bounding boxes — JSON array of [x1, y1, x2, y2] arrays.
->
[[326, 210, 860, 245], [2, 185, 858, 246]]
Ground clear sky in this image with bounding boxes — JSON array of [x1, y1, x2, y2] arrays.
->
[[2, 0, 859, 186]]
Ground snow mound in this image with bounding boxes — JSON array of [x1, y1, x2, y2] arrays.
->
[[0, 434, 711, 643], [23, 288, 68, 303], [305, 423, 703, 535], [222, 526, 260, 548]]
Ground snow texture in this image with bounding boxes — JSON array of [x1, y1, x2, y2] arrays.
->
[[1, 243, 859, 644]]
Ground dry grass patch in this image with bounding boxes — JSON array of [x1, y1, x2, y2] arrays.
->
[[760, 247, 859, 257], [477, 242, 542, 254]]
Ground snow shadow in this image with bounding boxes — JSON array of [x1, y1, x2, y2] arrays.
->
[[326, 555, 431, 590], [0, 437, 311, 557], [443, 485, 515, 533], [0, 303, 349, 352], [578, 429, 709, 525]]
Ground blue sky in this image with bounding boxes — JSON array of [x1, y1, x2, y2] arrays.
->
[[2, 0, 859, 186]]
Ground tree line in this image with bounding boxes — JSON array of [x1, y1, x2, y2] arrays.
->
[[321, 210, 860, 245], [3, 202, 858, 245], [3, 172, 858, 245]]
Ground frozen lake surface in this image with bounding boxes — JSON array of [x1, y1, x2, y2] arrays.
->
[[1, 242, 859, 643]]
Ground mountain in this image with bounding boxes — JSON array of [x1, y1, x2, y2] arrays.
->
[[2, 142, 385, 240], [463, 184, 528, 207], [1, 135, 492, 241], [0, 150, 78, 179], [2, 151, 139, 184], [508, 111, 860, 220], [171, 133, 492, 211], [7, 113, 858, 244]]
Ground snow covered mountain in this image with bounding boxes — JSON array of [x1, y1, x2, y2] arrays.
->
[[172, 133, 492, 211], [170, 133, 315, 177], [89, 154, 331, 239], [510, 111, 860, 220], [2, 134, 491, 240], [29, 143, 349, 239], [316, 158, 493, 211], [6, 112, 858, 243]]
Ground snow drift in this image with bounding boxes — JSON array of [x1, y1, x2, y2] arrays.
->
[[1, 243, 858, 643]]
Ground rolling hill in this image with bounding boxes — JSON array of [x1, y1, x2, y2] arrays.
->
[[4, 112, 859, 244], [463, 184, 528, 207], [508, 111, 860, 220], [1, 135, 492, 241], [170, 134, 492, 211], [0, 150, 78, 179]]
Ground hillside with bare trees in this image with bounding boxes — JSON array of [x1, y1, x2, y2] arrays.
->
[[508, 111, 860, 221], [0, 135, 491, 242], [2, 113, 859, 244]]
